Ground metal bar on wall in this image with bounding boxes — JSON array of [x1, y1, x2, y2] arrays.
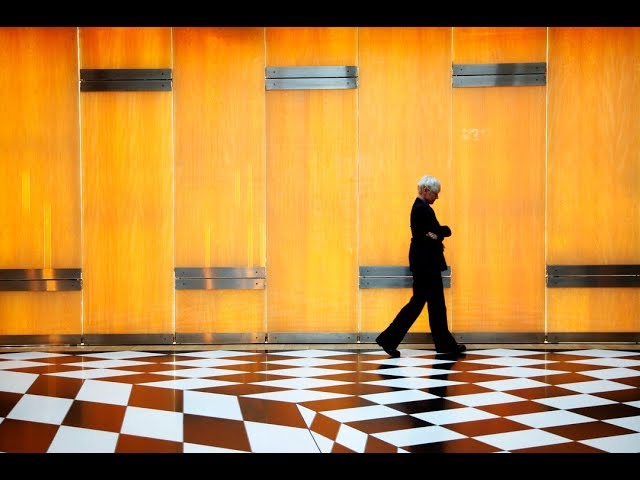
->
[[452, 62, 546, 88], [265, 66, 358, 91], [546, 264, 640, 287], [175, 267, 266, 290], [0, 268, 82, 291], [359, 266, 452, 288], [80, 68, 172, 92]]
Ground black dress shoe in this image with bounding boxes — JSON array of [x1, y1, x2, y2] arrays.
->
[[436, 343, 467, 354], [376, 339, 401, 358]]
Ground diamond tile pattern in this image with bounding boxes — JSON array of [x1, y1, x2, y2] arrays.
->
[[1, 347, 639, 454]]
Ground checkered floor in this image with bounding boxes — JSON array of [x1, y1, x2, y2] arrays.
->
[[1, 346, 639, 455]]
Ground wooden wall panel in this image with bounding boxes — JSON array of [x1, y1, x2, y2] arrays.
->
[[453, 27, 547, 63], [547, 27, 640, 332], [265, 27, 358, 333], [80, 28, 174, 335], [451, 28, 547, 334], [0, 27, 81, 336], [173, 27, 266, 335], [358, 27, 453, 337], [79, 27, 172, 68]]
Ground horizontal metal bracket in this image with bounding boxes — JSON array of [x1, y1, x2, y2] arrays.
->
[[175, 267, 266, 290], [80, 69, 172, 92], [453, 62, 546, 88], [546, 264, 640, 287], [266, 66, 358, 90], [359, 266, 451, 288], [0, 268, 82, 291]]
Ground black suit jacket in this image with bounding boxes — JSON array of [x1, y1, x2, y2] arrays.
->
[[408, 197, 451, 273]]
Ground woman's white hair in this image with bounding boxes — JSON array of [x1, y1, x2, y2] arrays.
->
[[417, 175, 441, 193]]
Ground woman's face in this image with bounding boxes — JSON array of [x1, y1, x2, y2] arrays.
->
[[422, 187, 439, 204]]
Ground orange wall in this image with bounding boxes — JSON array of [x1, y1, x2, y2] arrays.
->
[[0, 27, 638, 343]]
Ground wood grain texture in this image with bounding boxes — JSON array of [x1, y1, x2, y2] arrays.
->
[[79, 27, 172, 68], [358, 27, 453, 334], [451, 27, 547, 333], [265, 27, 358, 333], [453, 27, 547, 63], [172, 27, 267, 333], [546, 27, 640, 333], [0, 27, 81, 334]]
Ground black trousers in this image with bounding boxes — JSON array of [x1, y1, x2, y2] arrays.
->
[[377, 268, 458, 352]]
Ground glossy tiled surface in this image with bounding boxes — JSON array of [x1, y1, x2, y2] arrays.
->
[[1, 346, 640, 454]]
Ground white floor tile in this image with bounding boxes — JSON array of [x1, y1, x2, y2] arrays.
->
[[367, 377, 462, 389], [310, 431, 335, 453], [47, 368, 139, 380], [153, 367, 245, 378], [245, 389, 349, 403], [471, 366, 567, 378], [475, 377, 548, 391], [0, 360, 52, 370], [244, 421, 321, 452], [446, 391, 526, 407], [263, 357, 352, 367], [141, 378, 237, 390], [534, 393, 617, 410], [364, 366, 461, 377], [475, 428, 572, 451], [365, 357, 454, 367], [580, 432, 640, 453], [0, 370, 38, 394], [506, 409, 594, 428], [64, 359, 151, 369], [174, 350, 257, 359], [167, 358, 252, 367], [47, 425, 118, 453], [272, 349, 352, 358], [298, 405, 316, 427], [250, 377, 348, 389], [570, 357, 640, 368], [467, 357, 557, 367], [373, 425, 466, 447], [80, 351, 164, 360], [75, 379, 132, 405], [557, 379, 634, 394], [7, 394, 73, 424], [255, 366, 349, 377], [580, 367, 640, 380], [362, 389, 438, 405], [412, 406, 498, 425], [470, 349, 545, 357], [322, 404, 405, 423], [604, 414, 640, 432], [120, 406, 183, 442], [183, 390, 242, 420], [335, 423, 368, 452]]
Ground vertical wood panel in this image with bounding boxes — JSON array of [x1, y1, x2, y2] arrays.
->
[[547, 27, 640, 332], [173, 27, 266, 334], [451, 28, 547, 333], [79, 27, 172, 68], [265, 27, 358, 333], [0, 27, 81, 336], [358, 27, 453, 336], [80, 28, 174, 335]]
